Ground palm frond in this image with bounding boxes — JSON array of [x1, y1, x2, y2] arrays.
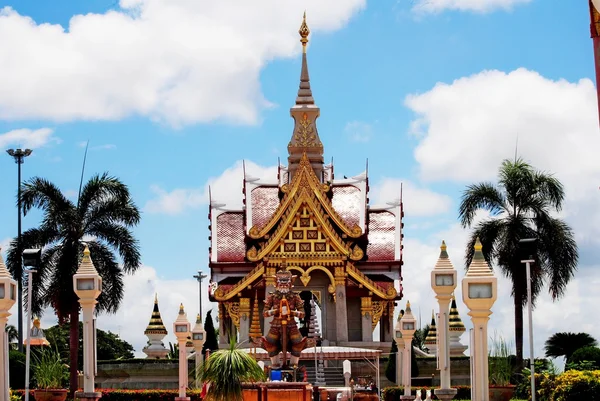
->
[[86, 241, 125, 314], [459, 183, 506, 227], [544, 332, 597, 363], [77, 173, 131, 216], [86, 221, 141, 272], [20, 177, 74, 217]]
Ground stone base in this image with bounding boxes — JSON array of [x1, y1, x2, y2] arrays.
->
[[434, 388, 458, 401], [75, 391, 102, 401]]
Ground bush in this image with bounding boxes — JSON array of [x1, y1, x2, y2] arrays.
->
[[9, 350, 26, 389], [551, 370, 600, 401], [382, 386, 471, 401], [569, 346, 600, 369]]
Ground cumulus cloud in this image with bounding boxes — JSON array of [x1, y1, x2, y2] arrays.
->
[[370, 178, 452, 216], [412, 0, 531, 13], [405, 68, 600, 243], [0, 1, 364, 126], [344, 121, 373, 142], [144, 160, 277, 214], [0, 128, 58, 149]]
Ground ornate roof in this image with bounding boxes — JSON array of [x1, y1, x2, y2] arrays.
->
[[424, 310, 437, 344], [144, 294, 168, 335], [449, 296, 465, 332]]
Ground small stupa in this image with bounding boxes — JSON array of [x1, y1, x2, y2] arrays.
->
[[142, 294, 169, 359], [424, 310, 437, 355], [448, 295, 467, 356]]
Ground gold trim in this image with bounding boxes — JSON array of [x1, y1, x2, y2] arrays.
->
[[372, 301, 385, 331], [346, 263, 397, 300], [213, 264, 265, 301], [224, 302, 240, 330], [361, 297, 373, 317], [239, 298, 251, 321], [286, 265, 337, 293]]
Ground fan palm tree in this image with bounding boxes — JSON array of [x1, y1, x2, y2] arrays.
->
[[5, 173, 141, 397], [545, 332, 597, 364], [199, 338, 265, 401], [459, 158, 578, 365]]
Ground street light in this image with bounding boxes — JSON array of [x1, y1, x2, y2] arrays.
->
[[0, 248, 17, 401], [430, 240, 458, 401], [400, 301, 416, 401], [73, 245, 102, 401], [192, 272, 207, 322], [519, 238, 537, 401], [6, 147, 33, 352], [393, 310, 404, 387], [462, 238, 497, 401], [191, 314, 206, 389], [22, 248, 40, 401], [174, 304, 191, 401]]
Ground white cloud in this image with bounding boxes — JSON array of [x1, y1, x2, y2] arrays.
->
[[0, 1, 364, 126], [344, 121, 373, 142], [412, 0, 531, 13], [0, 128, 58, 149], [370, 178, 452, 216], [406, 68, 600, 243], [144, 160, 277, 214]]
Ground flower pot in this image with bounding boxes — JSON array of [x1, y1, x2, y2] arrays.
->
[[489, 385, 515, 401], [33, 389, 68, 401]]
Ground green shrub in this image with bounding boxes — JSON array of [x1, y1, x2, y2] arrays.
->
[[569, 346, 600, 370], [551, 370, 600, 401]]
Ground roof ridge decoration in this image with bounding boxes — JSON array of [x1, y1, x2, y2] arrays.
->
[[249, 153, 362, 241], [213, 263, 265, 301], [346, 263, 397, 300]]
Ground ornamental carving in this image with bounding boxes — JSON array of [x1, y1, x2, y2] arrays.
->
[[224, 302, 241, 330], [293, 113, 321, 148], [372, 301, 386, 331], [361, 297, 373, 317], [239, 298, 251, 322]]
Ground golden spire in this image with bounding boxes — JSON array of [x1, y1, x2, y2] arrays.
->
[[406, 300, 412, 313], [474, 237, 483, 252], [154, 293, 158, 303], [424, 310, 437, 344], [299, 11, 310, 52], [249, 291, 263, 341], [145, 293, 168, 335], [449, 296, 466, 331], [196, 313, 202, 324], [179, 303, 185, 315]]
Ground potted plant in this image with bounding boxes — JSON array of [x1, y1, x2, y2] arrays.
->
[[32, 347, 68, 401], [199, 338, 265, 401], [489, 334, 515, 401]]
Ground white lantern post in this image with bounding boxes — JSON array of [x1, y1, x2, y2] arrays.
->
[[191, 314, 206, 389], [73, 245, 102, 401], [174, 304, 191, 401], [399, 301, 416, 401], [462, 238, 497, 401], [430, 241, 458, 401], [393, 310, 404, 386], [0, 248, 17, 401]]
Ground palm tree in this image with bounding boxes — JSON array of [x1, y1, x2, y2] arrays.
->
[[458, 158, 578, 365], [5, 324, 18, 350], [200, 339, 265, 401], [5, 173, 141, 397], [545, 332, 597, 364]]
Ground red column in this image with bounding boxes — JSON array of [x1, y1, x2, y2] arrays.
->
[[590, 1, 600, 125]]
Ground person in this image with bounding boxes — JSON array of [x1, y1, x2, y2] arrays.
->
[[260, 269, 307, 367]]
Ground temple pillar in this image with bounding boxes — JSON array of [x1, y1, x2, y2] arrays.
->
[[334, 267, 348, 343], [382, 303, 393, 342], [218, 304, 227, 345], [239, 298, 251, 344], [264, 267, 276, 336], [361, 297, 373, 342]]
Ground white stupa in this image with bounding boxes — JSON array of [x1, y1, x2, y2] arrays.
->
[[142, 294, 169, 359], [448, 295, 467, 356]]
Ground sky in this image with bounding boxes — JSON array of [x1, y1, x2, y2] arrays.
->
[[0, 0, 598, 365]]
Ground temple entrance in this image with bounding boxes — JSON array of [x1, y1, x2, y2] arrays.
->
[[298, 290, 323, 343]]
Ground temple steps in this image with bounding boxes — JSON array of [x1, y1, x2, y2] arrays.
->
[[302, 366, 346, 386]]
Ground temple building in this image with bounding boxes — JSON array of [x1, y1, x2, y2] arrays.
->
[[208, 14, 404, 350], [143, 294, 169, 359]]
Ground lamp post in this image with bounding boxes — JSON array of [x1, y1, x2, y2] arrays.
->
[[519, 238, 537, 401], [400, 301, 416, 401], [462, 238, 497, 401], [191, 314, 206, 389], [393, 310, 404, 386], [73, 245, 102, 401], [174, 304, 191, 401], [430, 241, 458, 401], [6, 148, 33, 352], [192, 272, 207, 321], [0, 248, 17, 401], [22, 248, 41, 401]]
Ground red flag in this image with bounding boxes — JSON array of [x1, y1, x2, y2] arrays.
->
[[590, 0, 600, 125], [200, 382, 209, 398]]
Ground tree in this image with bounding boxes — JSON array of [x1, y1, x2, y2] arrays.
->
[[413, 325, 430, 352], [569, 346, 600, 370], [5, 173, 141, 397], [459, 159, 578, 365], [545, 332, 597, 364], [203, 310, 219, 353], [385, 339, 398, 383], [5, 324, 18, 350], [43, 323, 135, 368]]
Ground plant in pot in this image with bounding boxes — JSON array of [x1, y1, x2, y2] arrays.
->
[[489, 334, 516, 401], [32, 347, 68, 401]]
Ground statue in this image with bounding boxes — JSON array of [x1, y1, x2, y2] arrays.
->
[[259, 269, 308, 367]]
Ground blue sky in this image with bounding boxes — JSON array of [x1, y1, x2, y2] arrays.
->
[[1, 0, 599, 360]]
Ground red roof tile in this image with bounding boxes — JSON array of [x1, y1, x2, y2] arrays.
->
[[216, 212, 246, 262], [367, 211, 395, 261], [250, 186, 280, 230], [332, 185, 361, 228]]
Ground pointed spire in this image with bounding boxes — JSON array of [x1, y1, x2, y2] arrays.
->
[[406, 300, 412, 313], [434, 240, 454, 270], [288, 12, 324, 181], [448, 296, 465, 331], [196, 313, 202, 324], [466, 237, 494, 277], [0, 247, 13, 279], [424, 310, 437, 345], [75, 245, 99, 276], [249, 292, 262, 341], [145, 293, 168, 335]]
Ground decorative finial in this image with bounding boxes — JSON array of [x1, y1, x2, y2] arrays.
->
[[299, 11, 310, 50], [83, 245, 91, 257], [474, 237, 483, 251], [179, 303, 185, 315], [439, 240, 449, 259], [406, 300, 412, 312], [154, 293, 158, 303], [441, 240, 447, 251], [196, 313, 202, 324]]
